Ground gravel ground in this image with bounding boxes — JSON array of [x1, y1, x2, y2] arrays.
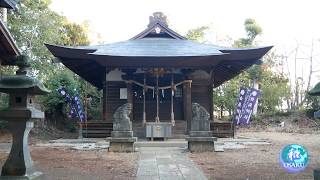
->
[[0, 134, 138, 180], [1, 129, 320, 180], [189, 131, 320, 180]]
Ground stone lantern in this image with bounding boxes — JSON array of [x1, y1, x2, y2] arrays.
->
[[0, 55, 50, 179]]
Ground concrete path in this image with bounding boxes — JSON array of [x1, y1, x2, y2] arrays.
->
[[136, 147, 207, 180]]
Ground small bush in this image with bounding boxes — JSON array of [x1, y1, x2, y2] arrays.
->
[[274, 111, 293, 117], [251, 115, 262, 123], [65, 121, 77, 133], [0, 120, 8, 129], [305, 109, 317, 119]]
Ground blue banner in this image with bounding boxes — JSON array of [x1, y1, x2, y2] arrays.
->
[[57, 87, 86, 122], [235, 87, 248, 125], [72, 94, 86, 122], [58, 87, 72, 103], [238, 88, 261, 125]]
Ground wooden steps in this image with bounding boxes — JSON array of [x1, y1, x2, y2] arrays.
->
[[81, 121, 112, 138], [80, 121, 234, 138], [211, 122, 234, 138]]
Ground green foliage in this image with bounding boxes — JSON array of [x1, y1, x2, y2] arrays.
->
[[14, 55, 31, 68], [244, 19, 262, 43], [258, 70, 290, 113], [305, 108, 316, 119], [234, 18, 262, 48], [186, 20, 290, 119], [5, 0, 101, 128], [304, 93, 320, 118], [8, 0, 64, 80], [77, 79, 102, 120], [234, 18, 264, 81], [7, 0, 90, 82], [213, 74, 250, 117], [40, 70, 79, 115], [65, 121, 77, 133], [305, 93, 320, 110], [0, 93, 9, 110], [185, 26, 209, 42], [61, 21, 90, 46], [0, 120, 8, 129]]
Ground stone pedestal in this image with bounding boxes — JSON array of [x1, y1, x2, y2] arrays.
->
[[107, 103, 137, 152], [186, 137, 217, 152], [108, 130, 137, 152], [186, 103, 216, 152], [111, 131, 133, 137], [107, 136, 137, 152], [1, 120, 42, 179]]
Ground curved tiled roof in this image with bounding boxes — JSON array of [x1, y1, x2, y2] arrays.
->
[[45, 14, 272, 89]]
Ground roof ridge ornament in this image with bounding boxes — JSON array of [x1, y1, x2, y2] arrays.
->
[[148, 12, 168, 27]]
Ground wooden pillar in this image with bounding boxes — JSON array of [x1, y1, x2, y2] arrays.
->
[[183, 80, 192, 134], [209, 70, 215, 122], [171, 74, 175, 126], [209, 83, 214, 121], [102, 81, 108, 121], [155, 74, 160, 123], [126, 80, 133, 121], [143, 74, 146, 125]]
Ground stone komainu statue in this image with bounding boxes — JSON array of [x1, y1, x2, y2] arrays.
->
[[113, 103, 132, 131], [191, 103, 210, 132]]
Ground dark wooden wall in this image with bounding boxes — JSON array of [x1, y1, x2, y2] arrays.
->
[[105, 81, 184, 122], [191, 82, 212, 116], [106, 81, 127, 122], [133, 100, 183, 121], [105, 81, 212, 122]]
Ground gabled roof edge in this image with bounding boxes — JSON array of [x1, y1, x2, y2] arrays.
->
[[130, 21, 186, 40]]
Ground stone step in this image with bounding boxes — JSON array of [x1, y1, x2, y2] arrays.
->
[[214, 145, 224, 152], [135, 139, 187, 148]]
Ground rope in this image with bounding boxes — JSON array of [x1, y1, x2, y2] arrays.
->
[[128, 80, 185, 90], [127, 79, 188, 127]]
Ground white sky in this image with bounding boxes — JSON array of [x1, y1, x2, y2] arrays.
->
[[50, 0, 320, 87]]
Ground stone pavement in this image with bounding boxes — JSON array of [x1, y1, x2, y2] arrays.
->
[[136, 147, 207, 180]]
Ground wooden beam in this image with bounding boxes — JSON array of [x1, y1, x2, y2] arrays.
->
[[102, 80, 107, 121], [210, 70, 215, 122], [209, 83, 214, 122], [183, 80, 192, 134], [102, 68, 112, 121], [126, 80, 133, 121]]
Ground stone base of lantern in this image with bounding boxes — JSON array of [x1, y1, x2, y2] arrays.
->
[[0, 171, 43, 180], [1, 121, 43, 179]]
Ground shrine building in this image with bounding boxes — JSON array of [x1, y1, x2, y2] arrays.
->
[[46, 12, 272, 137]]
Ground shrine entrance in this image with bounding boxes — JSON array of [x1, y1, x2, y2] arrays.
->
[[129, 68, 185, 124]]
